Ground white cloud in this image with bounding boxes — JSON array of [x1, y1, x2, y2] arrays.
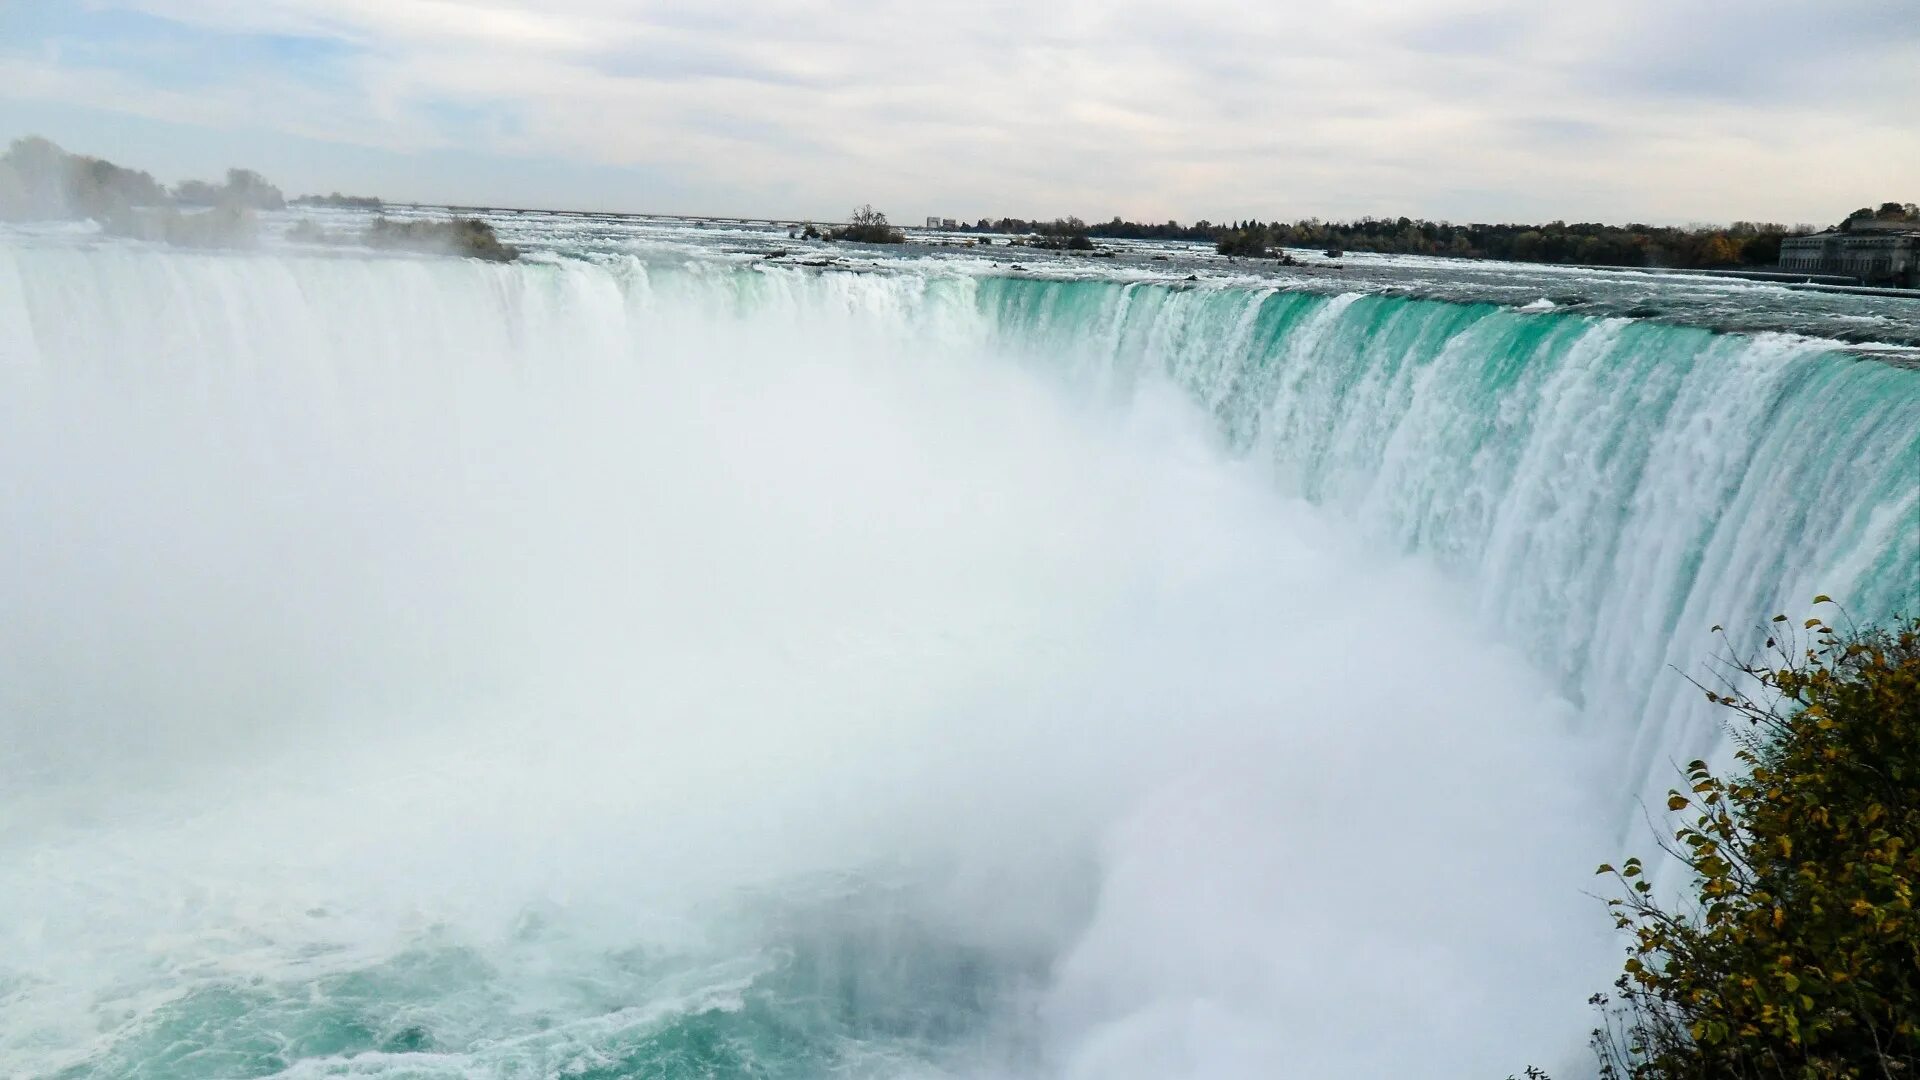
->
[[6, 0, 1916, 221]]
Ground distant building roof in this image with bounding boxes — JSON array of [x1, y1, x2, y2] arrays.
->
[[1787, 228, 1920, 242], [1845, 216, 1920, 233]]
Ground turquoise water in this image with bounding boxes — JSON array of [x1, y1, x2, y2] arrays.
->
[[55, 894, 1040, 1079], [0, 238, 1914, 1078], [966, 276, 1918, 784]]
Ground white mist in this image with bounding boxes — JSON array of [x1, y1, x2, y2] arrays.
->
[[2, 246, 1621, 1077]]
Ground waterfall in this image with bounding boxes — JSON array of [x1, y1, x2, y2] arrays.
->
[[970, 275, 1920, 793], [1, 242, 1914, 1079]]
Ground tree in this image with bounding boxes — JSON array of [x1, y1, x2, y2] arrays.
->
[[0, 137, 171, 221], [829, 204, 904, 244], [1216, 225, 1273, 257], [66, 156, 166, 219], [362, 217, 517, 262], [1698, 234, 1743, 267], [174, 168, 285, 209], [173, 179, 224, 206], [1740, 233, 1784, 267], [222, 168, 285, 210], [1593, 608, 1920, 1079]]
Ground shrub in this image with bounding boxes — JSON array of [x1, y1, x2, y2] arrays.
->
[[1216, 227, 1272, 257], [363, 217, 518, 262], [1017, 218, 1096, 251], [174, 168, 285, 210], [1593, 607, 1920, 1079], [829, 204, 904, 244]]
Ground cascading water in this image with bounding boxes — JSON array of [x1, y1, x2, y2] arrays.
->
[[0, 239, 1914, 1079], [969, 276, 1920, 798]]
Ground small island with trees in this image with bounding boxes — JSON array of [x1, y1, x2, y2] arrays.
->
[[287, 215, 518, 263], [827, 204, 905, 244]]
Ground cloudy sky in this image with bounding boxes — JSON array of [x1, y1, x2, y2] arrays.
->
[[2, 0, 1915, 224]]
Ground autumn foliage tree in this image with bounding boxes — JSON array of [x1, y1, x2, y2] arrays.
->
[[1593, 607, 1920, 1079]]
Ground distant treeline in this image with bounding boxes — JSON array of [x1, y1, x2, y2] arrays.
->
[[291, 192, 385, 210], [0, 135, 514, 259], [0, 135, 379, 223], [960, 204, 1916, 270], [0, 136, 289, 221]]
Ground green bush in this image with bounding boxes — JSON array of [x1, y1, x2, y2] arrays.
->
[[1216, 227, 1272, 257], [1593, 608, 1920, 1079]]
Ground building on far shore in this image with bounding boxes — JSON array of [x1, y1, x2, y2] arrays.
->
[[924, 216, 958, 229], [1779, 219, 1920, 288]]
